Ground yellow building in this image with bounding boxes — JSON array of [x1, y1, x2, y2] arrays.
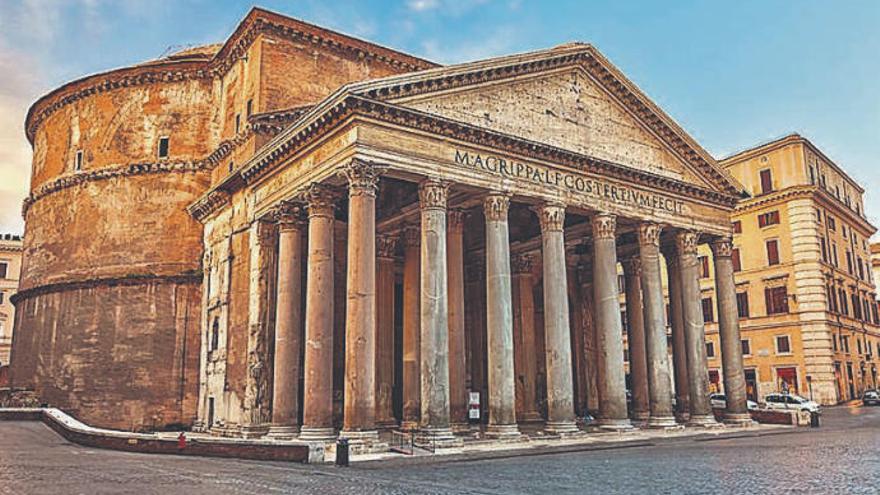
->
[[0, 234, 23, 375], [700, 134, 879, 405]]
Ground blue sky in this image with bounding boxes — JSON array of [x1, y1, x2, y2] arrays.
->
[[0, 0, 878, 234]]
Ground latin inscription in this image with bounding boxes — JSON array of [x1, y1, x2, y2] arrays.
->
[[454, 150, 685, 214]]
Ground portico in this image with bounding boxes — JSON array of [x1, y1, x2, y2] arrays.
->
[[190, 44, 750, 447]]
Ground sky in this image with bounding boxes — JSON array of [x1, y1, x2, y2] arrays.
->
[[0, 0, 878, 235]]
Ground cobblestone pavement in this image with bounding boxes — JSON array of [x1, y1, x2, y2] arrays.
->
[[1, 405, 878, 495]]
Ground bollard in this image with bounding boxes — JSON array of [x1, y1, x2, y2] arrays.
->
[[810, 411, 820, 428], [336, 438, 350, 467]]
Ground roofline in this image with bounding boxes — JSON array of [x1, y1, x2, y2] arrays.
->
[[719, 133, 865, 194], [24, 6, 437, 144]]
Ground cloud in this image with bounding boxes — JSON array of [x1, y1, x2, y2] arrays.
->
[[407, 0, 440, 12], [419, 25, 519, 64], [0, 40, 43, 235]]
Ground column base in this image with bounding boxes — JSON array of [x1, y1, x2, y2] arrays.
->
[[519, 411, 544, 423], [544, 420, 581, 436], [240, 424, 270, 439], [266, 425, 300, 440], [338, 429, 389, 454], [723, 412, 754, 426], [298, 426, 337, 442], [451, 422, 472, 433], [674, 411, 691, 424], [686, 414, 721, 428], [400, 420, 419, 431], [597, 417, 634, 431], [646, 415, 679, 429], [485, 423, 523, 440], [415, 427, 464, 449], [375, 418, 399, 430], [632, 411, 650, 422]]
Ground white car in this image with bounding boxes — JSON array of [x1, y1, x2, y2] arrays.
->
[[763, 393, 821, 413], [709, 393, 758, 410]]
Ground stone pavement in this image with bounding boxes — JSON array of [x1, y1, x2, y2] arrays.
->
[[1, 405, 878, 494]]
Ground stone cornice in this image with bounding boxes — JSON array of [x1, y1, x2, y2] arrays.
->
[[188, 190, 232, 223], [25, 8, 436, 144], [216, 95, 738, 221], [354, 46, 743, 198], [10, 272, 201, 306], [249, 106, 314, 136], [22, 128, 253, 218], [735, 185, 876, 235]]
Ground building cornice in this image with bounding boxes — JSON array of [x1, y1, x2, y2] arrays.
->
[[25, 8, 437, 145], [190, 94, 740, 223], [734, 184, 876, 234], [21, 128, 254, 217], [10, 272, 201, 306]]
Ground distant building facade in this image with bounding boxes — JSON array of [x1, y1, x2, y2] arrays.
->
[[0, 234, 23, 383], [700, 135, 879, 404]]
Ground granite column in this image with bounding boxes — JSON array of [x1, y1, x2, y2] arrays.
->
[[621, 256, 650, 423]]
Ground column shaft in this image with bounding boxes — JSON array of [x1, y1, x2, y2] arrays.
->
[[592, 214, 632, 430], [447, 209, 468, 429], [622, 257, 650, 422], [341, 160, 381, 442], [677, 231, 718, 426], [539, 204, 578, 434], [512, 254, 540, 422], [402, 226, 421, 429], [268, 207, 305, 438], [711, 237, 751, 424], [483, 193, 520, 438], [300, 185, 336, 441], [664, 246, 690, 422], [638, 223, 676, 427], [375, 235, 398, 427]]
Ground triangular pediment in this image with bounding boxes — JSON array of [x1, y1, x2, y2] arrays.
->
[[401, 68, 707, 186], [351, 45, 744, 196]]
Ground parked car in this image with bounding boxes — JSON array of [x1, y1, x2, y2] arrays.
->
[[709, 393, 758, 410], [763, 393, 821, 413], [863, 390, 880, 406]]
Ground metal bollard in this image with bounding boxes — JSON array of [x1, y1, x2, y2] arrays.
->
[[336, 438, 350, 467], [810, 411, 820, 428]]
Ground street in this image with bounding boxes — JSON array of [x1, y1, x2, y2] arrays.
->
[[1, 406, 878, 495]]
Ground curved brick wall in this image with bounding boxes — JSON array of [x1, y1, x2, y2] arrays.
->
[[11, 59, 213, 431]]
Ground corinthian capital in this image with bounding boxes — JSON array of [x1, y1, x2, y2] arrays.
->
[[272, 201, 307, 231], [710, 236, 734, 258], [621, 256, 642, 277], [418, 178, 449, 210], [342, 159, 384, 197], [511, 253, 534, 274], [675, 230, 700, 257], [638, 222, 662, 247], [591, 213, 616, 240], [303, 183, 337, 218], [537, 203, 565, 233], [376, 234, 398, 259], [402, 225, 420, 248], [483, 192, 510, 222]]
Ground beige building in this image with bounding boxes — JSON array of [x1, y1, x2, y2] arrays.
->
[[698, 134, 879, 405], [0, 234, 23, 372]]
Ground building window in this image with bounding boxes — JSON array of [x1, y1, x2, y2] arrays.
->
[[775, 335, 792, 354], [758, 211, 780, 228], [228, 161, 234, 173], [732, 248, 742, 272], [827, 286, 838, 313], [706, 341, 716, 358], [621, 311, 628, 332], [0, 262, 7, 279], [210, 318, 220, 352], [235, 114, 241, 134], [846, 251, 853, 274], [75, 150, 83, 171], [820, 237, 828, 262], [760, 169, 773, 194], [827, 216, 836, 231], [0, 291, 4, 304], [741, 339, 751, 356], [157, 136, 169, 159], [839, 288, 849, 315], [246, 99, 253, 118], [765, 286, 789, 315], [809, 165, 815, 184], [702, 297, 714, 323], [736, 292, 750, 318], [732, 220, 742, 234], [853, 293, 863, 320], [816, 208, 822, 223], [831, 243, 839, 267], [618, 274, 625, 294], [699, 256, 710, 278], [766, 239, 780, 266]]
